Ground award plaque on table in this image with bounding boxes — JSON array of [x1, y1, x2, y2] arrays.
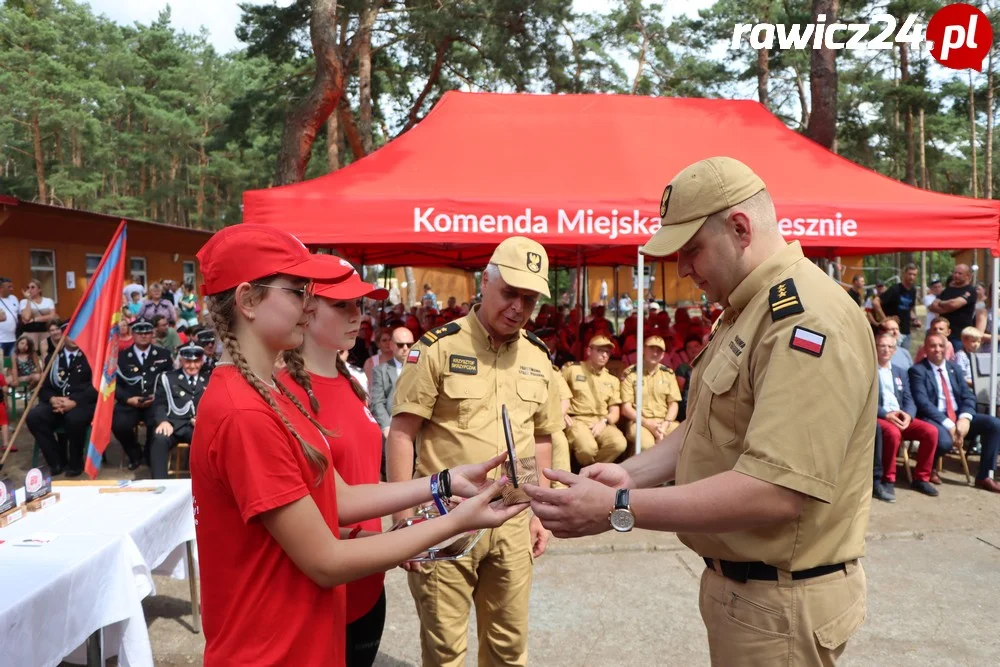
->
[[0, 477, 25, 527], [389, 506, 486, 563], [24, 466, 59, 512]]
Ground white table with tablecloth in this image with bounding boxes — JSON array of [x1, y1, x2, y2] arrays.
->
[[0, 480, 198, 667]]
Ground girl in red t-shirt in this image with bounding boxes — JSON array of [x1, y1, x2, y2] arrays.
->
[[278, 269, 390, 667], [192, 226, 526, 667]]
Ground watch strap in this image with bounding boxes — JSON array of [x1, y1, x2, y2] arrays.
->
[[615, 488, 630, 510]]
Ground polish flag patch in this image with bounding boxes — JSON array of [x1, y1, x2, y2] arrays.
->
[[789, 326, 826, 357], [407, 349, 421, 364]]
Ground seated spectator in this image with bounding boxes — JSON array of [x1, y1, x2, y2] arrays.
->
[[620, 336, 681, 450], [177, 282, 199, 328], [137, 283, 177, 325], [955, 326, 982, 387], [878, 317, 913, 372], [11, 335, 42, 390], [913, 317, 956, 364], [151, 314, 181, 354], [536, 327, 573, 367], [675, 335, 705, 395], [117, 319, 134, 351], [563, 336, 627, 466], [873, 331, 938, 501], [44, 320, 63, 363], [909, 333, 1000, 493]]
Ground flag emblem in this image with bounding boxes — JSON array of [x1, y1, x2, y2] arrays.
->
[[789, 326, 825, 357], [407, 349, 421, 364]]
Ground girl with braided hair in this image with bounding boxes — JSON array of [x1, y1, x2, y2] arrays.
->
[[191, 226, 525, 667], [278, 265, 389, 667]]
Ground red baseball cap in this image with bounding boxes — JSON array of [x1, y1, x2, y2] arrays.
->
[[197, 225, 353, 295], [314, 260, 390, 301]]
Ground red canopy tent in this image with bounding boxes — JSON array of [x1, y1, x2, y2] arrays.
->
[[244, 91, 1000, 266]]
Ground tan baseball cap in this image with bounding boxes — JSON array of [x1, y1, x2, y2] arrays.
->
[[489, 236, 550, 297], [588, 335, 614, 348], [644, 335, 666, 350], [640, 157, 766, 257]]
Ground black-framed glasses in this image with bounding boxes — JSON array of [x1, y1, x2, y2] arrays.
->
[[394, 341, 412, 349], [252, 282, 316, 300]]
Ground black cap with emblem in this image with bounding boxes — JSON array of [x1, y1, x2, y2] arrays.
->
[[131, 319, 154, 334], [194, 329, 216, 345], [178, 343, 206, 360]]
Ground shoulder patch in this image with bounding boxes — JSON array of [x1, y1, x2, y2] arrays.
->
[[522, 330, 549, 354], [418, 321, 461, 347], [624, 364, 636, 375], [562, 361, 578, 370], [659, 364, 674, 374], [769, 278, 804, 321]]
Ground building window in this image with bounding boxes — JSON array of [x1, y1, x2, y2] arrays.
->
[[29, 249, 57, 303], [130, 257, 147, 287], [85, 254, 102, 280], [182, 261, 196, 288]]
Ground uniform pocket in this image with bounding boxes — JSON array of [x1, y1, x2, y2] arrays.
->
[[698, 355, 740, 447], [442, 375, 487, 429], [516, 378, 546, 408], [725, 591, 792, 638], [814, 592, 866, 650]]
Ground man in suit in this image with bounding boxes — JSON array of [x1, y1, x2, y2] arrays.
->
[[874, 331, 938, 500], [371, 326, 414, 437], [112, 319, 172, 470], [909, 332, 1000, 493], [25, 331, 97, 476], [148, 343, 207, 478]]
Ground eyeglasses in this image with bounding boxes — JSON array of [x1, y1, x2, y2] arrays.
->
[[394, 341, 412, 349], [252, 282, 316, 301]]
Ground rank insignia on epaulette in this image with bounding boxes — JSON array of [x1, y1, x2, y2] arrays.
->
[[419, 321, 460, 347], [769, 278, 804, 321]]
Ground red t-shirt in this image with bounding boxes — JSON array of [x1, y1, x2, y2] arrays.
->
[[277, 368, 385, 623], [191, 365, 346, 666]]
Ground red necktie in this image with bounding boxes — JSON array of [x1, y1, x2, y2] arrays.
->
[[937, 368, 957, 422]]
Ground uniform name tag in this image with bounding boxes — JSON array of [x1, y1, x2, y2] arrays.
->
[[449, 355, 478, 375]]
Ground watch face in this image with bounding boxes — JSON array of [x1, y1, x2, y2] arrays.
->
[[610, 508, 635, 532]]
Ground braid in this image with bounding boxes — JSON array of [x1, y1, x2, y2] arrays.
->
[[336, 352, 369, 403], [282, 346, 320, 412], [208, 289, 329, 485]]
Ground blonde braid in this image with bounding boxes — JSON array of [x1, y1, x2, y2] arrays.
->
[[282, 347, 320, 413], [336, 352, 369, 404], [208, 289, 329, 484]]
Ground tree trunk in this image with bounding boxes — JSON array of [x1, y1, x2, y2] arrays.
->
[[806, 0, 838, 150], [971, 70, 979, 197], [150, 165, 159, 221], [919, 107, 927, 188], [399, 37, 454, 135], [756, 47, 770, 108], [794, 64, 809, 128], [326, 111, 340, 171], [404, 267, 417, 307], [339, 102, 367, 160], [631, 21, 648, 95], [357, 1, 379, 153], [275, 0, 347, 185], [987, 48, 994, 199], [31, 113, 46, 204], [197, 122, 208, 228], [901, 43, 916, 185]]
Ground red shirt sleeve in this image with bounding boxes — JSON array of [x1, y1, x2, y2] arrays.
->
[[210, 409, 311, 524]]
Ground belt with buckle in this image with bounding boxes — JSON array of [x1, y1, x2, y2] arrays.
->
[[703, 558, 846, 583]]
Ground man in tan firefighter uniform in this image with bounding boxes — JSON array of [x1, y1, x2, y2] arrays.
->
[[526, 157, 876, 666], [386, 236, 563, 667], [563, 336, 628, 466], [620, 335, 682, 450]]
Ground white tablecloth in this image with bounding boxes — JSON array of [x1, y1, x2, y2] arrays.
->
[[0, 480, 196, 667]]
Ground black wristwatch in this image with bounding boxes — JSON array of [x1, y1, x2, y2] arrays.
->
[[609, 489, 635, 532]]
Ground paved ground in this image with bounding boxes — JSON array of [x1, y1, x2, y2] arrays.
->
[[130, 453, 999, 667]]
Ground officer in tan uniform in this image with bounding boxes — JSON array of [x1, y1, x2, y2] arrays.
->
[[563, 335, 628, 466], [620, 335, 682, 450], [550, 363, 573, 488], [386, 236, 564, 667], [525, 157, 877, 666]]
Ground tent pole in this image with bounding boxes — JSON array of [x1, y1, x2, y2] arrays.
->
[[613, 266, 620, 333], [992, 255, 998, 417], [660, 262, 666, 306], [635, 249, 645, 456]]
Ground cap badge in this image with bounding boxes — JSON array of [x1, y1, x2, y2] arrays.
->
[[526, 252, 542, 273], [659, 184, 673, 218]]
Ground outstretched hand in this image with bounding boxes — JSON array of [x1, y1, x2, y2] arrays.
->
[[450, 476, 529, 531], [579, 463, 634, 489], [450, 453, 509, 497], [522, 468, 617, 539]]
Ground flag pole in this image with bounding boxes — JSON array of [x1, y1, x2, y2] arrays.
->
[[0, 334, 69, 470]]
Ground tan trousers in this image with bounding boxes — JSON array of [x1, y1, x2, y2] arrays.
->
[[625, 419, 680, 450], [699, 560, 866, 666], [550, 429, 571, 489], [408, 511, 533, 666], [566, 417, 627, 466]]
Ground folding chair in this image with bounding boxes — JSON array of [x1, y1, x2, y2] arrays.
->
[[168, 442, 191, 478]]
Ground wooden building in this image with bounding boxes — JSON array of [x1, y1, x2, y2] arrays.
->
[[0, 197, 210, 317]]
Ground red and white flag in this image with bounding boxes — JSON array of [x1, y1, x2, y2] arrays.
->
[[790, 326, 825, 357]]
